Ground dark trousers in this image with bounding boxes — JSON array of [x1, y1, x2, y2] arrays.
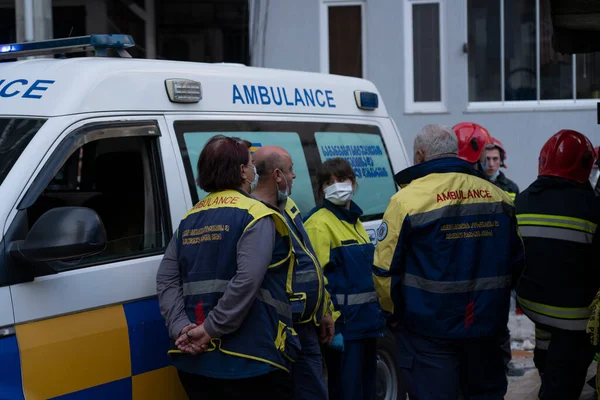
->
[[177, 369, 293, 400], [500, 327, 512, 371], [291, 323, 328, 400], [533, 324, 597, 400], [323, 338, 378, 400], [395, 327, 506, 400]]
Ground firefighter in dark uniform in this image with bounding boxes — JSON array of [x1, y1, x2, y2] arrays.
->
[[483, 138, 520, 201], [516, 129, 600, 400]]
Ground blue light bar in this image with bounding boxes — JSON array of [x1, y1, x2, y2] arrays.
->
[[354, 90, 379, 110], [0, 34, 135, 60]]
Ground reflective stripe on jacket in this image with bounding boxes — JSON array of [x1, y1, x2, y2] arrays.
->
[[283, 197, 329, 324], [373, 158, 525, 338], [515, 176, 600, 331], [305, 200, 385, 340], [171, 190, 300, 375], [492, 171, 519, 201]]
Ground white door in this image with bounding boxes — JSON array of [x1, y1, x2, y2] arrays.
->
[[3, 116, 189, 400]]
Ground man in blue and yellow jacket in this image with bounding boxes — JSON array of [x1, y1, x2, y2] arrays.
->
[[373, 124, 525, 399], [252, 146, 335, 400]]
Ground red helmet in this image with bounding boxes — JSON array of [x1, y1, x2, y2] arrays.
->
[[538, 130, 595, 183], [594, 146, 599, 167], [452, 122, 493, 164], [486, 137, 508, 168]]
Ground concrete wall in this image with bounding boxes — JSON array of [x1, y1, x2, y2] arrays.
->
[[256, 0, 600, 191], [257, 0, 321, 71]]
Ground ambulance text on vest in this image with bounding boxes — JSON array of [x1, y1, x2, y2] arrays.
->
[[436, 189, 492, 203]]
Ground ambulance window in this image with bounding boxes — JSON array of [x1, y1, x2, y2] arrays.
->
[[175, 122, 316, 214], [314, 130, 396, 220], [16, 127, 170, 274], [0, 118, 46, 186]]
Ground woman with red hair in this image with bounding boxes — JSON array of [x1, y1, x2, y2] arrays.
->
[[157, 135, 299, 399]]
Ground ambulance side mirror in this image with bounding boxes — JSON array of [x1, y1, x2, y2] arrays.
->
[[10, 207, 107, 266]]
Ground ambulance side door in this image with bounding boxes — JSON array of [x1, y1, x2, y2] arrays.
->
[[2, 117, 188, 400], [0, 264, 19, 398]]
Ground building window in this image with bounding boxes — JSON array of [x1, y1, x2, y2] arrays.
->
[[404, 0, 446, 113], [320, 1, 365, 78], [467, 0, 600, 106]]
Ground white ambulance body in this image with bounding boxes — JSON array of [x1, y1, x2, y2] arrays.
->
[[0, 35, 409, 400]]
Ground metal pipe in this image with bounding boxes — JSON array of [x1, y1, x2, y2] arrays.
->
[[536, 0, 540, 102], [145, 0, 155, 58], [24, 0, 34, 41], [572, 54, 577, 102], [500, 0, 505, 103]]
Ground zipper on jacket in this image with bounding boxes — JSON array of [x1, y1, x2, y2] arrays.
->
[[354, 223, 369, 244]]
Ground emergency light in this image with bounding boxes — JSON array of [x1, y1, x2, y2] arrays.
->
[[354, 90, 379, 110], [0, 34, 135, 60], [164, 79, 202, 103]]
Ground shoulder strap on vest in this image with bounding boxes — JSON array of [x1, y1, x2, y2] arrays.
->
[[285, 197, 301, 219]]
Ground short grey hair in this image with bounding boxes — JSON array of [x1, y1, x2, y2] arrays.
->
[[413, 124, 458, 161]]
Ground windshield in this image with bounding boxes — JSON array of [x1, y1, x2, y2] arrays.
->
[[0, 118, 46, 186]]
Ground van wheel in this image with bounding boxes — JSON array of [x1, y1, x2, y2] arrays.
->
[[376, 329, 406, 400]]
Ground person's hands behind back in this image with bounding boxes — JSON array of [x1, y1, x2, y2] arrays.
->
[[175, 324, 213, 355]]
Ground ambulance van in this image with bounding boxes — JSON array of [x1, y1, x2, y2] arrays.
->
[[0, 35, 410, 400]]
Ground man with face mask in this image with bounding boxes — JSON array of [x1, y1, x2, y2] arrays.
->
[[483, 138, 519, 201], [253, 146, 335, 400]]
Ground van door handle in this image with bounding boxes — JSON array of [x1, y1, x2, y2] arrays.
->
[[0, 326, 15, 337]]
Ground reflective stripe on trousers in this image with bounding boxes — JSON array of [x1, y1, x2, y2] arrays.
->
[[517, 296, 590, 331], [336, 291, 378, 306], [535, 327, 551, 350], [402, 273, 512, 294], [183, 279, 292, 320]]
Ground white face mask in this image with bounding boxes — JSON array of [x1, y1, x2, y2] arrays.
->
[[324, 182, 354, 205], [276, 170, 290, 203], [245, 165, 259, 193]]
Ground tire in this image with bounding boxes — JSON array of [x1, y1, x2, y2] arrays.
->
[[376, 328, 407, 400]]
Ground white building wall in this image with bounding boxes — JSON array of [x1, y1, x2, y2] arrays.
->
[[255, 0, 600, 190]]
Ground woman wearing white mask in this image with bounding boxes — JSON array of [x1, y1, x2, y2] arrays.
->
[[304, 157, 385, 400]]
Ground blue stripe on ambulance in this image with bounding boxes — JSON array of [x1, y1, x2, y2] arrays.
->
[[11, 296, 185, 399], [0, 335, 25, 399], [49, 378, 132, 400], [123, 297, 173, 375]]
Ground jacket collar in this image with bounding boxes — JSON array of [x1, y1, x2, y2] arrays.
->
[[323, 199, 363, 224], [529, 176, 593, 193], [494, 170, 509, 185], [394, 157, 481, 187]]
